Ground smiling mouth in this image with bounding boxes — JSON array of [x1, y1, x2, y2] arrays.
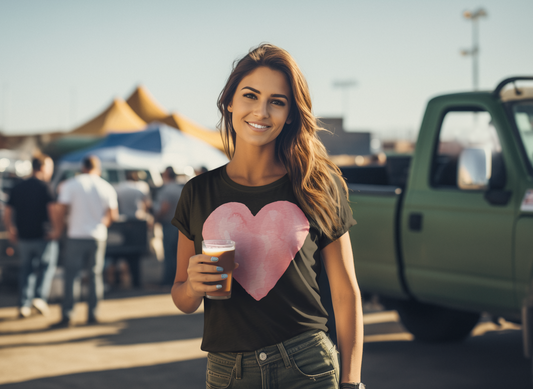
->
[[247, 122, 270, 130]]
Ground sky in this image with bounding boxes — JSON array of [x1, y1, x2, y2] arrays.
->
[[0, 0, 532, 141]]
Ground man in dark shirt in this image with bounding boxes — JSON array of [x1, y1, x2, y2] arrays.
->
[[3, 155, 59, 318]]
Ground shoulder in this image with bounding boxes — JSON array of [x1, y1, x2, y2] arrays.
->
[[11, 178, 27, 192], [99, 177, 117, 193], [57, 176, 78, 202], [185, 166, 224, 190], [136, 181, 150, 194], [178, 166, 224, 204], [62, 176, 80, 189], [332, 170, 348, 193], [8, 180, 24, 202]]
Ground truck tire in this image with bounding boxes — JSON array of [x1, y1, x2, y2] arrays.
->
[[395, 300, 481, 342]]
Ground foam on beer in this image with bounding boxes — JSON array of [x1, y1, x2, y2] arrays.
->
[[203, 246, 233, 254]]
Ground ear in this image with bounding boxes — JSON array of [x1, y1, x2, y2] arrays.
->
[[286, 111, 293, 124], [227, 102, 233, 113]]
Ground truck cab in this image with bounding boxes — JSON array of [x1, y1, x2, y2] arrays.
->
[[344, 77, 533, 347]]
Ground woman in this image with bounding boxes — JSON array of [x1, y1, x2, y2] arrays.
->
[[171, 43, 364, 389]]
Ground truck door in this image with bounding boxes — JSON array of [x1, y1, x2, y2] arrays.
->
[[402, 107, 517, 314]]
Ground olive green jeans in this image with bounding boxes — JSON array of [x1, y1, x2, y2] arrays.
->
[[206, 330, 340, 389]]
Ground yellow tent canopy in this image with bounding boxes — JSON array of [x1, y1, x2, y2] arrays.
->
[[125, 85, 223, 151], [162, 113, 224, 152], [125, 86, 168, 123], [70, 98, 146, 136]]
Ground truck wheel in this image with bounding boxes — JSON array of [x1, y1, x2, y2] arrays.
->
[[395, 300, 480, 342]]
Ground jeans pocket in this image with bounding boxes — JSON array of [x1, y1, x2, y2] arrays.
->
[[206, 355, 233, 389], [290, 341, 338, 380]]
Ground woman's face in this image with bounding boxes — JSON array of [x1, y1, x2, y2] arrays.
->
[[228, 66, 292, 150]]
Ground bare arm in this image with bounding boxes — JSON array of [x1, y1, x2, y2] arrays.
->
[[321, 232, 364, 384], [3, 205, 17, 243], [51, 203, 68, 239], [171, 231, 228, 314], [102, 206, 119, 227], [47, 202, 62, 240]]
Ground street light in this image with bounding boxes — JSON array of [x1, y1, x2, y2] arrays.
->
[[460, 8, 488, 90], [333, 79, 357, 123]]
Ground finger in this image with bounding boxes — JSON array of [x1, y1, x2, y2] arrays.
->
[[189, 279, 226, 296], [198, 264, 225, 273], [191, 254, 219, 265], [205, 284, 224, 292], [191, 272, 229, 283]]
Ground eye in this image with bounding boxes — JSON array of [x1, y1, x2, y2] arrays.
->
[[271, 99, 286, 107], [243, 93, 257, 100]]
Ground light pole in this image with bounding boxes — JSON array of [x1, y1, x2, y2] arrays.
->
[[333, 79, 357, 123], [460, 8, 488, 90]]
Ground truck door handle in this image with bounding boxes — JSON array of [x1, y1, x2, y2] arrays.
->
[[409, 213, 423, 231], [484, 190, 512, 206]]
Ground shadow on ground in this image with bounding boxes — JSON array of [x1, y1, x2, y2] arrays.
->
[[0, 313, 204, 349], [0, 358, 207, 389], [1, 320, 530, 388], [363, 328, 530, 388], [2, 329, 529, 389]]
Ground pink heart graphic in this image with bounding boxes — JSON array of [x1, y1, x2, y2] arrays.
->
[[202, 201, 310, 300]]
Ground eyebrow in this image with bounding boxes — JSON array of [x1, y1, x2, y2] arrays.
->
[[241, 86, 289, 100]]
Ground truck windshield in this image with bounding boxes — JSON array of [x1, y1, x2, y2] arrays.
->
[[511, 101, 533, 172]]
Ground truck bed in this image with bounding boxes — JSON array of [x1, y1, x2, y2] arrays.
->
[[341, 155, 411, 299]]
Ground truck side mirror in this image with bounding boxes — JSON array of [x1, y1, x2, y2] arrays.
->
[[457, 147, 492, 190]]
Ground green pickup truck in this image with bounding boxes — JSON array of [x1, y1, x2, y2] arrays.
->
[[342, 77, 533, 353]]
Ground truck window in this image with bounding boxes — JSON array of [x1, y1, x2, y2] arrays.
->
[[511, 101, 533, 174], [431, 110, 502, 188]]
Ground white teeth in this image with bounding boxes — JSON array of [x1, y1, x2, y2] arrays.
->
[[248, 122, 268, 129]]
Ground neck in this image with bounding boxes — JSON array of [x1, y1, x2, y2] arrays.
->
[[226, 141, 286, 186], [32, 171, 44, 181]]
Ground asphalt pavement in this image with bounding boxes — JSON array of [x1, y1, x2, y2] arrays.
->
[[0, 256, 531, 389]]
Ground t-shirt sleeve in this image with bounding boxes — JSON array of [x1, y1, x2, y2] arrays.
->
[[107, 184, 118, 209], [318, 175, 357, 249], [171, 180, 194, 240], [57, 180, 72, 205]]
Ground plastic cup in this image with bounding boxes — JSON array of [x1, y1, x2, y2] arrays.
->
[[202, 240, 236, 299]]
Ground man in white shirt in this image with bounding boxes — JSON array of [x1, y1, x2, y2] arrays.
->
[[52, 156, 118, 327]]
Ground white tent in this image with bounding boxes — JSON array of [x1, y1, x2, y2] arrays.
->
[[60, 123, 228, 173]]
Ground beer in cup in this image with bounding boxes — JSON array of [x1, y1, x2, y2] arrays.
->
[[202, 240, 236, 299]]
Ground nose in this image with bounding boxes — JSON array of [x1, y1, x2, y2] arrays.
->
[[253, 100, 269, 119]]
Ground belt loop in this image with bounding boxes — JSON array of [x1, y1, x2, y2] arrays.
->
[[235, 353, 243, 380], [276, 342, 291, 369]]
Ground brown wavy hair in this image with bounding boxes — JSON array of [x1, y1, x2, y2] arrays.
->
[[217, 43, 349, 240]]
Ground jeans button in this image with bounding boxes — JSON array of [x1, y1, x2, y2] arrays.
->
[[259, 352, 267, 361]]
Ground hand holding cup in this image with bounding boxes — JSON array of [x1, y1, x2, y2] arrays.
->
[[202, 240, 236, 299]]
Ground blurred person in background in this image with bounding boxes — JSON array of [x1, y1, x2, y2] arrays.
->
[[194, 166, 208, 176], [108, 171, 151, 289], [3, 154, 60, 318], [52, 155, 118, 327], [153, 166, 182, 286], [115, 171, 150, 220]]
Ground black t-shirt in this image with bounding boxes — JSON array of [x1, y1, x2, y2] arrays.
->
[[7, 177, 54, 240], [172, 165, 356, 352]]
